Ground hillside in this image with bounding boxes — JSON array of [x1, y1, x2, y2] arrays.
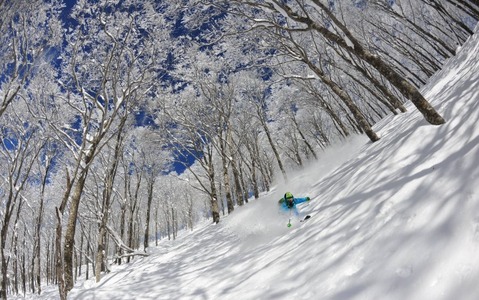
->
[[28, 24, 479, 300]]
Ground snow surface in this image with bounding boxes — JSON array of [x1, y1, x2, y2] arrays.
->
[[25, 26, 479, 300]]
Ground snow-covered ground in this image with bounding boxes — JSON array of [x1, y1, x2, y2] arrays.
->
[[27, 25, 479, 300]]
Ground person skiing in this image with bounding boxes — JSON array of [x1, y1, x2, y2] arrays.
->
[[278, 192, 311, 227], [278, 192, 310, 212]]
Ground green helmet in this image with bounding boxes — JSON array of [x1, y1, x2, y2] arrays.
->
[[284, 192, 294, 208]]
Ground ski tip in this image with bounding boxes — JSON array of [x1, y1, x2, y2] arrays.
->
[[300, 215, 311, 222]]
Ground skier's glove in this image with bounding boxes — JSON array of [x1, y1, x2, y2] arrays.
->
[[306, 197, 311, 201]]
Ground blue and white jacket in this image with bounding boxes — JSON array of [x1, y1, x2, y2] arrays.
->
[[278, 196, 310, 214]]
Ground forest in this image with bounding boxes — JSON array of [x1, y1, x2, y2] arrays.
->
[[0, 0, 478, 299]]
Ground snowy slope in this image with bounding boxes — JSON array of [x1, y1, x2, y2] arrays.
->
[[30, 25, 479, 300]]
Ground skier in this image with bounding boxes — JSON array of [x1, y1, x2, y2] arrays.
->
[[278, 192, 311, 227]]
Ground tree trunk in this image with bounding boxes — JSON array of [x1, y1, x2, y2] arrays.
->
[[0, 240, 7, 300], [221, 149, 234, 214], [155, 206, 160, 246], [21, 233, 26, 297], [259, 113, 288, 180], [127, 171, 141, 263], [117, 196, 127, 265], [55, 208, 67, 300], [291, 113, 318, 159], [208, 160, 221, 224], [186, 194, 194, 230], [144, 178, 154, 251], [172, 207, 177, 240], [250, 151, 259, 199], [232, 164, 242, 205], [166, 207, 171, 240], [63, 164, 91, 293], [95, 228, 106, 283]]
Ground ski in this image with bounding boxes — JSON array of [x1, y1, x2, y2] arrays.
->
[[301, 215, 311, 222], [287, 215, 311, 227]]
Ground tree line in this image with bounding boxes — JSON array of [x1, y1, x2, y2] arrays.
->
[[0, 0, 477, 299]]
